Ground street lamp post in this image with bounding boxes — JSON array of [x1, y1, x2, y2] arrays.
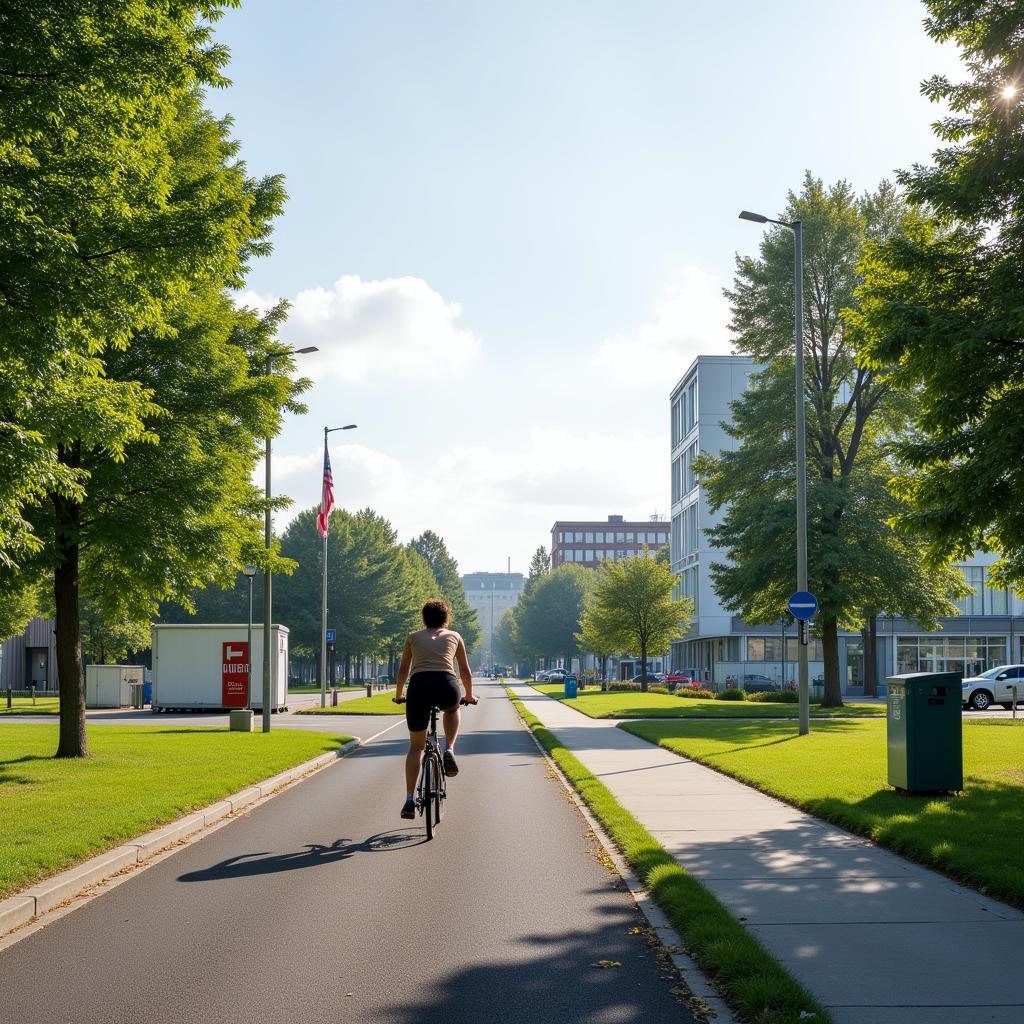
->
[[320, 423, 358, 708], [739, 209, 809, 735], [242, 565, 257, 704], [262, 346, 318, 733]]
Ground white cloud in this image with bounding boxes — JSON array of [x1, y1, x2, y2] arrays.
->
[[592, 265, 732, 383], [240, 275, 481, 381], [270, 430, 669, 573]]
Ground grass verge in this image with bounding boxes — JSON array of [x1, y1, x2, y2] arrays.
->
[[1, 723, 351, 899], [506, 690, 830, 1024], [622, 718, 1024, 908], [297, 691, 402, 715], [531, 682, 884, 719], [0, 697, 61, 715], [287, 684, 364, 694]]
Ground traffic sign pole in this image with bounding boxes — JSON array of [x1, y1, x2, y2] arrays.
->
[[320, 530, 328, 708]]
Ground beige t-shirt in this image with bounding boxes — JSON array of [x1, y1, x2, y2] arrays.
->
[[407, 627, 464, 675]]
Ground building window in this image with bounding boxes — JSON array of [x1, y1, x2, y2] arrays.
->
[[896, 635, 1006, 676], [616, 531, 624, 542], [595, 531, 604, 543], [584, 549, 594, 562], [955, 566, 984, 615], [572, 531, 581, 542], [626, 532, 634, 542], [606, 549, 615, 560], [658, 532, 667, 544], [585, 531, 593, 543]]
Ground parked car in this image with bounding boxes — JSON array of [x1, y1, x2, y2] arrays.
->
[[741, 673, 779, 694], [961, 665, 1024, 711], [630, 673, 661, 684], [542, 668, 567, 681]]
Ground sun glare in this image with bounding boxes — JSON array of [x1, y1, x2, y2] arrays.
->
[[1001, 84, 1018, 100]]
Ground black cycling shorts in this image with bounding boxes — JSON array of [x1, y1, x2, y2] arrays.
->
[[405, 671, 460, 732]]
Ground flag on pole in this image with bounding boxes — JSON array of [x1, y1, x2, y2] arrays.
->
[[316, 441, 334, 538]]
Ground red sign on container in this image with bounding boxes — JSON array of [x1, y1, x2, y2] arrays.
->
[[222, 641, 249, 708]]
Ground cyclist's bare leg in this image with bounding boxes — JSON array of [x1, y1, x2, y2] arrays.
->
[[442, 706, 460, 751], [406, 730, 426, 794]]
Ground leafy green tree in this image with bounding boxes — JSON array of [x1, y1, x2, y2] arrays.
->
[[579, 557, 689, 691], [574, 602, 619, 683], [4, 75, 295, 757], [704, 174, 963, 706], [516, 564, 591, 668], [855, 2, 1024, 586], [79, 599, 151, 666], [527, 545, 550, 584], [410, 530, 480, 652]]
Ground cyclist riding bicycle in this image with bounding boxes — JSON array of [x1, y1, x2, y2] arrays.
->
[[393, 598, 477, 820]]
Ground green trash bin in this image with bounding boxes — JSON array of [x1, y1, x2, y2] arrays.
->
[[886, 671, 963, 793]]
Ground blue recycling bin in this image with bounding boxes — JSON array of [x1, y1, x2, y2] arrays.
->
[[142, 681, 152, 706], [564, 674, 578, 699]]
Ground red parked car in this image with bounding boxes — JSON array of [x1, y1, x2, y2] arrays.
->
[[664, 673, 695, 689]]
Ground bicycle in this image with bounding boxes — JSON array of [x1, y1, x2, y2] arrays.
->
[[394, 696, 474, 840]]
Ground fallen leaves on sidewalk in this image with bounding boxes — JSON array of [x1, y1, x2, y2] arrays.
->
[[591, 959, 622, 969]]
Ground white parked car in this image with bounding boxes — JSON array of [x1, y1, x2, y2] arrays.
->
[[961, 665, 1024, 711]]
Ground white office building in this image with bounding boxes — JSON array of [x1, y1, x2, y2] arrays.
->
[[669, 355, 1024, 693], [462, 571, 525, 666]]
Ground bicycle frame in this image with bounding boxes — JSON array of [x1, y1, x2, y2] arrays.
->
[[417, 704, 447, 839]]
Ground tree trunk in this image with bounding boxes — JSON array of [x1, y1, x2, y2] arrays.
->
[[344, 653, 351, 684], [820, 617, 843, 708], [640, 641, 648, 693], [863, 613, 878, 697], [54, 492, 88, 758]]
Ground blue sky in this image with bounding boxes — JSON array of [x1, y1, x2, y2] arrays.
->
[[204, 0, 961, 573]]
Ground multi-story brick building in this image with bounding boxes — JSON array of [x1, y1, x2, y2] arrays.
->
[[550, 515, 669, 569]]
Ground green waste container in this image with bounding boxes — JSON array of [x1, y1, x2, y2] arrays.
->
[[563, 674, 578, 699], [886, 671, 963, 793]]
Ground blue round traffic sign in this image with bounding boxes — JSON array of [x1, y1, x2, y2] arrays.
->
[[787, 591, 818, 621]]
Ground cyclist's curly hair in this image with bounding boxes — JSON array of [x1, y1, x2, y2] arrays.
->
[[421, 598, 451, 628]]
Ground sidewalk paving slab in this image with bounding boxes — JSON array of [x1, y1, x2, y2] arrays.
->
[[511, 685, 1024, 1024]]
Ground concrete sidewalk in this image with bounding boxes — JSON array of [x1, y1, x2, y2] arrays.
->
[[510, 685, 1024, 1024]]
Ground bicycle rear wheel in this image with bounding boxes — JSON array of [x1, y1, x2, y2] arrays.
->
[[423, 753, 435, 841]]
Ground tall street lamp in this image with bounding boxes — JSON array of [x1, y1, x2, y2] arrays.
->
[[263, 345, 318, 733], [320, 423, 358, 708], [739, 209, 810, 735], [242, 565, 257, 704]]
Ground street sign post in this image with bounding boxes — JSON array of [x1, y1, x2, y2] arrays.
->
[[787, 591, 818, 621], [222, 641, 249, 708], [325, 628, 336, 644]]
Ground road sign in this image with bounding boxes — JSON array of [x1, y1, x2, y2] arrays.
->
[[787, 591, 818, 621], [325, 628, 336, 644], [222, 641, 249, 708]]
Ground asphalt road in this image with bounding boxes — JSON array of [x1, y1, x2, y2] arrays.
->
[[0, 680, 691, 1024]]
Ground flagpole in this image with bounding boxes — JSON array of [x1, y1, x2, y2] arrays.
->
[[319, 423, 357, 709], [320, 519, 328, 708]]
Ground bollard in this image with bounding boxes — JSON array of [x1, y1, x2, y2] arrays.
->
[[365, 683, 372, 698], [30, 683, 36, 705], [331, 687, 338, 707], [6, 688, 11, 710]]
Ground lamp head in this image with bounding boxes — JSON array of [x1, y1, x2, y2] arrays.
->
[[294, 346, 318, 354], [739, 210, 770, 224], [242, 565, 257, 578]]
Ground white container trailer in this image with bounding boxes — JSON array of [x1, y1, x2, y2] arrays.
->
[[85, 664, 144, 708], [151, 624, 289, 712]]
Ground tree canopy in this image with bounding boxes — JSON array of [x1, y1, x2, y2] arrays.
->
[[578, 556, 689, 690], [855, 1, 1024, 588], [410, 531, 480, 653], [514, 564, 591, 667], [703, 174, 964, 705]]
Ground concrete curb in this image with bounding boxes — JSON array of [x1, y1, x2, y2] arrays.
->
[[0, 738, 360, 941], [510, 693, 735, 1024]]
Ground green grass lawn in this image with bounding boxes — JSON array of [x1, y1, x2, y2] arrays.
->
[[287, 684, 364, 694], [530, 682, 885, 719], [622, 717, 1024, 908], [297, 691, 403, 715], [0, 723, 350, 899], [0, 696, 61, 715]]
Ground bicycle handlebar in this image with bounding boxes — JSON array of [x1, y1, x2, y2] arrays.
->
[[391, 696, 478, 706]]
